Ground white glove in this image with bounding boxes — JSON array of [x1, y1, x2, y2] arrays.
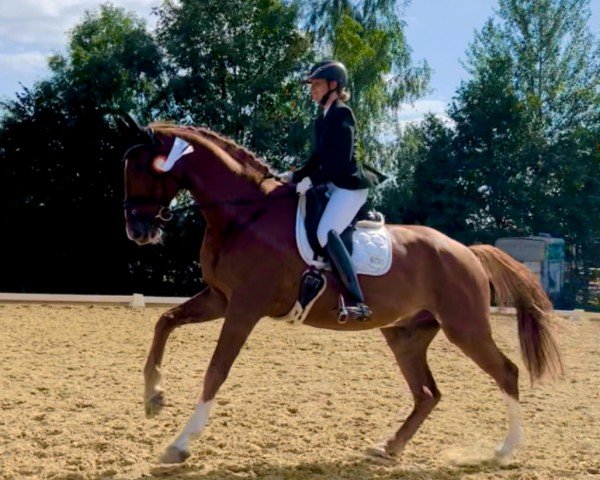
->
[[296, 177, 313, 195], [279, 171, 294, 183]]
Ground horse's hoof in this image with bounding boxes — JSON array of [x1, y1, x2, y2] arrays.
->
[[159, 445, 190, 464], [494, 434, 521, 460], [494, 448, 515, 466], [145, 392, 165, 418], [494, 441, 517, 462], [366, 442, 395, 459]]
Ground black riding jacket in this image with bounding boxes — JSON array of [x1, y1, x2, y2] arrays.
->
[[292, 100, 372, 190]]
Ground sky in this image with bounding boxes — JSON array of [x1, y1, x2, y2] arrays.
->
[[0, 0, 598, 123]]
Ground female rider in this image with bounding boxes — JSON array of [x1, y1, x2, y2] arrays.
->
[[282, 60, 378, 321]]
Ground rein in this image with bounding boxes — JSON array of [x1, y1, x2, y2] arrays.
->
[[125, 174, 296, 223], [161, 189, 296, 220]]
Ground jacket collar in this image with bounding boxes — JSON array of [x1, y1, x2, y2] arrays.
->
[[319, 99, 342, 122]]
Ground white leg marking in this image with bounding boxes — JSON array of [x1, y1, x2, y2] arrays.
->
[[171, 400, 213, 452], [496, 391, 523, 458]]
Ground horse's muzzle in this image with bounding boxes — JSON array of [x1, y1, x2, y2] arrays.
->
[[125, 217, 163, 246]]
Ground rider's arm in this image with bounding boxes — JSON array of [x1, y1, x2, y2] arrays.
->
[[291, 152, 319, 183]]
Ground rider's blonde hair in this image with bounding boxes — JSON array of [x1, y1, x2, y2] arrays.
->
[[339, 89, 351, 102]]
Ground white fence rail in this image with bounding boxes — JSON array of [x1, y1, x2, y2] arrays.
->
[[489, 306, 599, 321], [1, 292, 599, 320], [0, 292, 187, 308]]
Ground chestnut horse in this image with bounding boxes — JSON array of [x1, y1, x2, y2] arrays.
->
[[121, 120, 563, 464]]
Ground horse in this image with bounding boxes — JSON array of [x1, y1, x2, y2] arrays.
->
[[119, 117, 563, 465]]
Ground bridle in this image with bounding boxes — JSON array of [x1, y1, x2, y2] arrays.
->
[[118, 113, 296, 224]]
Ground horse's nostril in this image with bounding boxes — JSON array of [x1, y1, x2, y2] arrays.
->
[[131, 224, 145, 238]]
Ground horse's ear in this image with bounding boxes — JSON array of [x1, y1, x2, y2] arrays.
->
[[112, 110, 162, 147]]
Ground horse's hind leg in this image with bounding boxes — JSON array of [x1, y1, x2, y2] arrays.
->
[[441, 310, 522, 460], [144, 287, 227, 418], [369, 311, 441, 458]]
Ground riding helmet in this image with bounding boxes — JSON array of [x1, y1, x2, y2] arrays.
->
[[304, 60, 348, 88]]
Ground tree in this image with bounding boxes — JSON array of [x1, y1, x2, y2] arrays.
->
[[0, 5, 167, 294], [450, 25, 532, 239], [379, 115, 467, 237], [449, 0, 600, 303], [301, 0, 430, 174], [155, 0, 312, 169], [49, 3, 163, 116]]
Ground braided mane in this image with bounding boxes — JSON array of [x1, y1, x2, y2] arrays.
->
[[149, 122, 276, 184]]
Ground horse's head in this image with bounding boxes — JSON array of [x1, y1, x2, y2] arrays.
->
[[118, 115, 191, 245]]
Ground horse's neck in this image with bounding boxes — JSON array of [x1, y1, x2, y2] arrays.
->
[[186, 147, 266, 230]]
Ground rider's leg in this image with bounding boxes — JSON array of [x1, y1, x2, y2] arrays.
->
[[325, 230, 366, 304], [325, 230, 371, 320], [316, 185, 368, 248], [316, 186, 370, 320]]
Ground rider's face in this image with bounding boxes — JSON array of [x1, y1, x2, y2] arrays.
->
[[309, 78, 336, 104]]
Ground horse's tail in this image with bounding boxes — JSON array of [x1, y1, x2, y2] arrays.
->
[[470, 244, 564, 383]]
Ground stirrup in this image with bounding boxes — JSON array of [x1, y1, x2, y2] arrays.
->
[[337, 295, 371, 324]]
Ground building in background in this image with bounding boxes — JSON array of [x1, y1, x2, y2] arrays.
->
[[495, 234, 565, 303]]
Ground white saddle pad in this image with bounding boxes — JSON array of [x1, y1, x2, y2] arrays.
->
[[295, 195, 392, 276]]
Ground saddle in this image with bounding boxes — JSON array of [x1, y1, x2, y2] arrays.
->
[[279, 187, 391, 325], [303, 185, 384, 259], [298, 186, 391, 275]]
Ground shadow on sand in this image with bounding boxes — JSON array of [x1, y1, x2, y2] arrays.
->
[[102, 452, 521, 480]]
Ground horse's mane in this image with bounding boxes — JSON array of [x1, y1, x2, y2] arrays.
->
[[149, 122, 276, 185]]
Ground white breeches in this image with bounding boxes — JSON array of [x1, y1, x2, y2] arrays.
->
[[317, 183, 369, 247]]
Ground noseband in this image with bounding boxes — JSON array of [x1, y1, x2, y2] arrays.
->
[[123, 198, 174, 224]]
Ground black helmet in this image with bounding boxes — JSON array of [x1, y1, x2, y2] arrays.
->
[[305, 60, 348, 88]]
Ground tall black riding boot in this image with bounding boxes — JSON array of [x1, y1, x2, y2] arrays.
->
[[325, 230, 371, 322]]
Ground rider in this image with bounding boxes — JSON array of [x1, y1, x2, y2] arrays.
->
[[282, 60, 378, 321]]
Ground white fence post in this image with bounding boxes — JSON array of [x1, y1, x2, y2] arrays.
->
[[130, 293, 146, 308]]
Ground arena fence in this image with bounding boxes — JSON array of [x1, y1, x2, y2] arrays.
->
[[0, 292, 598, 320]]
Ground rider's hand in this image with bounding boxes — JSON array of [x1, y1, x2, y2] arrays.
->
[[279, 171, 294, 183], [296, 177, 312, 195]]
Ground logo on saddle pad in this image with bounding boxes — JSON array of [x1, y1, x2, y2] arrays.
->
[[295, 195, 392, 276]]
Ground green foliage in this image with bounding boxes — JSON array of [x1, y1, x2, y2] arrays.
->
[[302, 0, 430, 173], [49, 3, 163, 115], [8, 0, 597, 307], [0, 0, 314, 294], [155, 0, 312, 168], [0, 5, 181, 294], [449, 0, 600, 303], [379, 115, 468, 236]]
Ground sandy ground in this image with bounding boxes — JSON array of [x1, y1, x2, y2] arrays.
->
[[0, 303, 598, 480]]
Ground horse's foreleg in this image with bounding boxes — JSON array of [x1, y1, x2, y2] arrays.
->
[[369, 314, 441, 458], [159, 299, 261, 464], [144, 287, 227, 418]]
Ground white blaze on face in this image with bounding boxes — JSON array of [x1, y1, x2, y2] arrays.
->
[[153, 137, 194, 173]]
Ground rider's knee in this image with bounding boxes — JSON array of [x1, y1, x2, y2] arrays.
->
[[317, 226, 338, 248]]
